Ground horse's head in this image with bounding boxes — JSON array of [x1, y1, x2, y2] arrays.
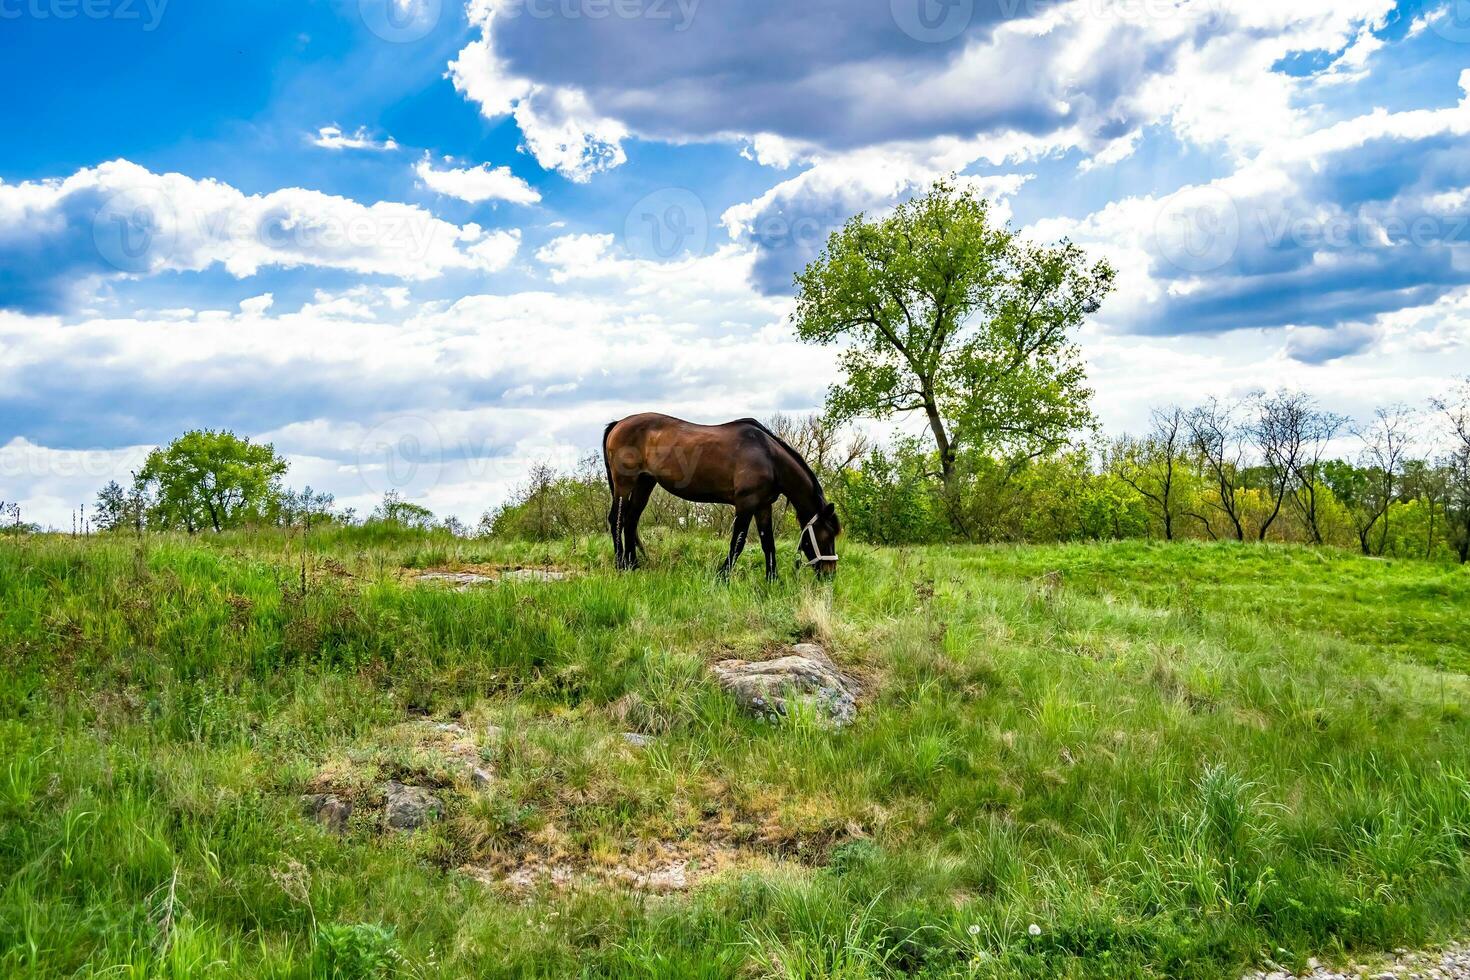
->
[[799, 502, 841, 578]]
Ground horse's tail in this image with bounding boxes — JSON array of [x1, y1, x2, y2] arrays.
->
[[601, 419, 619, 499]]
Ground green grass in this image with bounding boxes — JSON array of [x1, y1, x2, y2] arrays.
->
[[1, 531, 1468, 978]]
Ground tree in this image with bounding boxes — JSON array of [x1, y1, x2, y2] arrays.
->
[[1186, 398, 1247, 541], [135, 430, 288, 532], [1285, 396, 1346, 546], [278, 486, 336, 530], [1433, 378, 1470, 562], [1112, 407, 1187, 540], [1326, 406, 1413, 555], [369, 491, 436, 530], [791, 178, 1114, 485], [94, 479, 148, 533], [1248, 390, 1306, 542]]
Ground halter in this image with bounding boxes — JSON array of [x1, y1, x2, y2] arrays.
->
[[798, 512, 839, 567]]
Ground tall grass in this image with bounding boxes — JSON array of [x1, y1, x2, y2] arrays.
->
[[0, 531, 1467, 977]]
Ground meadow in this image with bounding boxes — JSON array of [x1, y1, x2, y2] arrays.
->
[[2, 530, 1468, 978]]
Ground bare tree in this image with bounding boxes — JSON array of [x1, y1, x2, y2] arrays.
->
[[1284, 395, 1347, 545], [1351, 405, 1414, 556], [1186, 398, 1247, 541], [1432, 379, 1470, 563], [767, 413, 870, 525], [1249, 390, 1308, 542], [1113, 406, 1186, 540]]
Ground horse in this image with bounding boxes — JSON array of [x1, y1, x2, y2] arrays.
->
[[601, 413, 841, 579]]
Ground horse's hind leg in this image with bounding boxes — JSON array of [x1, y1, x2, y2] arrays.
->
[[754, 504, 777, 582], [720, 510, 753, 580], [621, 475, 655, 570], [607, 496, 625, 569]]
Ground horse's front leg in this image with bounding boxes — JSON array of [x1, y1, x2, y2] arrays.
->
[[720, 510, 752, 580], [754, 505, 777, 582]]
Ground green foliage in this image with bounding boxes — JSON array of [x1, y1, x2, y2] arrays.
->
[[312, 922, 398, 979], [792, 178, 1113, 478], [134, 429, 289, 532]]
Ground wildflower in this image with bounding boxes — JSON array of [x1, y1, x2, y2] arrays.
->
[[967, 924, 980, 936], [1028, 923, 1042, 937]]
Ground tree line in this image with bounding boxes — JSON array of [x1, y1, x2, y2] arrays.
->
[[33, 179, 1470, 562]]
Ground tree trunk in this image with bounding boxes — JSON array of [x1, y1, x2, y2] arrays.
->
[[923, 398, 955, 482]]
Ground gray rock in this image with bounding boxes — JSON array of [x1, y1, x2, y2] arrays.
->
[[468, 766, 493, 788], [411, 571, 497, 590], [620, 732, 653, 747], [300, 793, 352, 833], [381, 781, 443, 830], [499, 568, 570, 583], [711, 644, 858, 726]]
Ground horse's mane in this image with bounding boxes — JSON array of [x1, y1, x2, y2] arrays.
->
[[733, 418, 825, 503]]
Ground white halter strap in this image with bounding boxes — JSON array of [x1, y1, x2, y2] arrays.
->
[[798, 512, 839, 567]]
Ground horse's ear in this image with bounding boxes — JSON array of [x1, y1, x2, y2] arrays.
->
[[823, 502, 837, 519]]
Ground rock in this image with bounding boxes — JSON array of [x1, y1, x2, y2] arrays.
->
[[711, 643, 858, 725], [484, 724, 506, 742], [499, 568, 570, 583], [411, 571, 497, 590], [300, 793, 351, 833], [468, 766, 493, 788], [381, 781, 443, 831], [620, 732, 653, 747]]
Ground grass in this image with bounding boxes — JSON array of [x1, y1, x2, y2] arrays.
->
[[1, 530, 1468, 977]]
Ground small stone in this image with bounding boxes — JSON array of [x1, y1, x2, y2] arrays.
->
[[382, 780, 442, 831], [484, 725, 506, 742], [300, 793, 351, 833], [620, 732, 653, 747], [469, 766, 493, 788], [711, 644, 859, 726]]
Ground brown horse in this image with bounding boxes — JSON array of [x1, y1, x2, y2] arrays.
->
[[602, 413, 840, 579]]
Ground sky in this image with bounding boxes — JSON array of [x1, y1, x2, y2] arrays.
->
[[1, 0, 1469, 528]]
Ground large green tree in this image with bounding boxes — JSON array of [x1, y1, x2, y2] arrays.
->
[[791, 179, 1114, 482], [135, 430, 288, 532]]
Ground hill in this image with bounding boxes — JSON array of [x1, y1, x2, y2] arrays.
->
[[2, 533, 1468, 977]]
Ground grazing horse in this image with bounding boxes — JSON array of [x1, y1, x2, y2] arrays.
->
[[602, 413, 840, 579]]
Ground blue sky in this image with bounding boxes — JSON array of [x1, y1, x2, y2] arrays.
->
[[2, 0, 1469, 527]]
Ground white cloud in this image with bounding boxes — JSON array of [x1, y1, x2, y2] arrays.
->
[[0, 160, 522, 311], [414, 155, 542, 205], [310, 125, 399, 152]]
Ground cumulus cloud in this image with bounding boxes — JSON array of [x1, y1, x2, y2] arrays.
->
[[310, 125, 399, 151], [1021, 70, 1470, 354], [414, 155, 542, 204], [722, 151, 1033, 291], [0, 239, 820, 527], [450, 0, 1394, 178], [0, 159, 521, 312]]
